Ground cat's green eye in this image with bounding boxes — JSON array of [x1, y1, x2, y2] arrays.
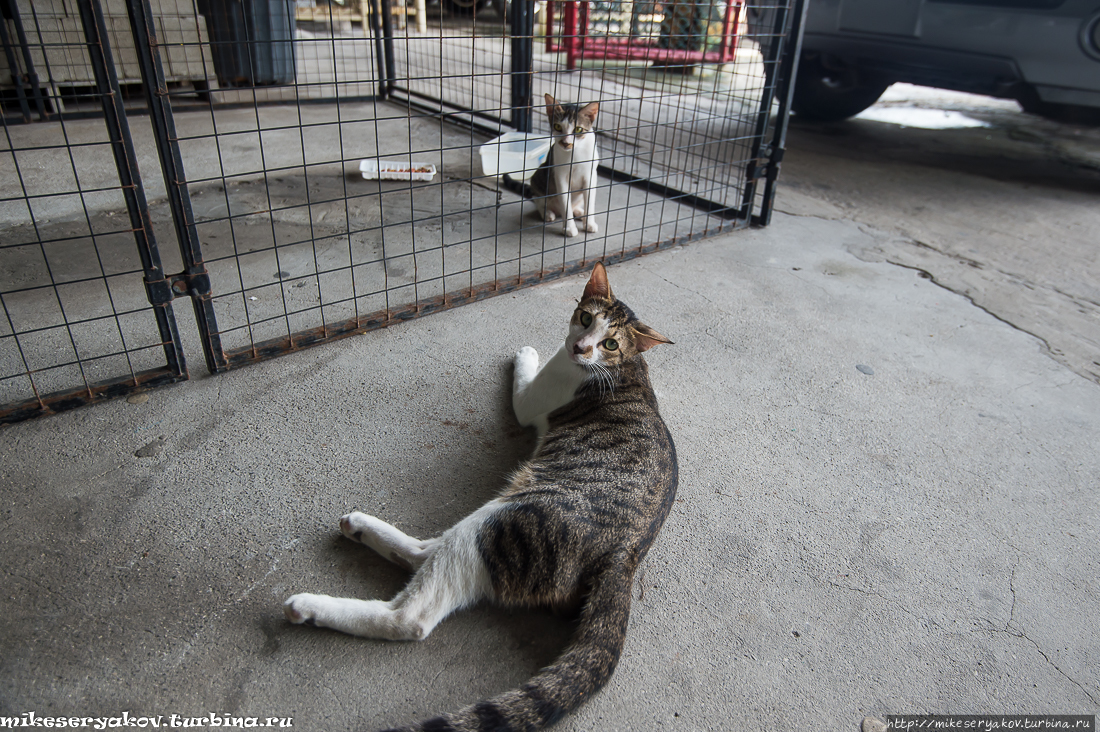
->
[[579, 311, 593, 327], [554, 123, 563, 132], [602, 338, 618, 351], [574, 126, 584, 134]]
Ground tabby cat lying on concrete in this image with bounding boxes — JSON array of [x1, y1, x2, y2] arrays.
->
[[284, 262, 677, 731]]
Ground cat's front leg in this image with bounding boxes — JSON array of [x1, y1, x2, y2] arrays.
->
[[570, 192, 597, 234], [558, 192, 578, 237], [574, 207, 598, 234], [571, 192, 585, 220], [512, 346, 541, 427], [582, 169, 599, 233], [513, 346, 539, 395], [582, 194, 599, 233], [512, 344, 586, 436]]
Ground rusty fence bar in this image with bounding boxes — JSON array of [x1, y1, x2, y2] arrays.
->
[[1, 0, 190, 424], [123, 0, 227, 374]]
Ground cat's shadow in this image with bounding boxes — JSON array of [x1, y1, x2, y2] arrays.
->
[[294, 359, 569, 664]]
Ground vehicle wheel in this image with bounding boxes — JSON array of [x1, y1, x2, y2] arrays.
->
[[1017, 87, 1100, 125], [442, 0, 479, 15], [791, 53, 890, 122]]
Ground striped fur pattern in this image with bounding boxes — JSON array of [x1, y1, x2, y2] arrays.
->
[[284, 263, 677, 731]]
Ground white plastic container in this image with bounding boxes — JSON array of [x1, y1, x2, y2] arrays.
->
[[359, 159, 437, 181], [479, 132, 551, 180]]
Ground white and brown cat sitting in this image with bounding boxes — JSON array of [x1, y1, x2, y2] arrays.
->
[[527, 93, 602, 238]]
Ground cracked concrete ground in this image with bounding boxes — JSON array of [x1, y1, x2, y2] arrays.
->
[[1, 85, 1098, 729], [777, 84, 1100, 386]]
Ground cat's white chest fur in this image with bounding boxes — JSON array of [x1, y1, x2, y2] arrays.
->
[[543, 139, 599, 239], [512, 344, 588, 438], [553, 138, 598, 190]]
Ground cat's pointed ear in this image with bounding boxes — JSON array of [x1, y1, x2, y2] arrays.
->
[[632, 323, 673, 353], [544, 93, 560, 117], [582, 262, 613, 303], [579, 101, 599, 125]]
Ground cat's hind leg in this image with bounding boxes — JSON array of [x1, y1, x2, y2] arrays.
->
[[283, 594, 413, 639], [283, 562, 477, 641], [340, 512, 438, 571], [535, 197, 556, 223], [571, 191, 585, 219], [285, 502, 499, 640]]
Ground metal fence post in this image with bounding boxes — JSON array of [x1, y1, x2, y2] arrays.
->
[[739, 0, 796, 223], [74, 0, 189, 380], [510, 0, 534, 132], [0, 3, 31, 123], [123, 0, 227, 374], [370, 0, 389, 98], [754, 0, 808, 226], [0, 0, 50, 122], [379, 0, 396, 97]]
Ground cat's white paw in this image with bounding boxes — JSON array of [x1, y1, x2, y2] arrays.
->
[[284, 593, 322, 625], [515, 346, 538, 370], [584, 219, 599, 233], [564, 221, 579, 238], [340, 512, 371, 543], [514, 346, 539, 392], [545, 211, 557, 222]]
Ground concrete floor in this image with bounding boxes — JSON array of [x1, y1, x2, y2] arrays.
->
[[779, 84, 1100, 387], [1, 85, 1099, 731]]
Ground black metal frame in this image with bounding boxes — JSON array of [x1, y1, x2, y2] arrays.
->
[[0, 0, 49, 124], [124, 0, 226, 374], [510, 0, 535, 133], [745, 0, 808, 226], [1, 0, 805, 424], [378, 0, 807, 224], [1, 0, 189, 423]]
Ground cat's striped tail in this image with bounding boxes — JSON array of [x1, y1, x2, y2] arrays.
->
[[379, 557, 635, 732], [500, 173, 534, 200]]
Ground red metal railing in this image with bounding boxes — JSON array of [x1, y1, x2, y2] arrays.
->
[[545, 0, 743, 70]]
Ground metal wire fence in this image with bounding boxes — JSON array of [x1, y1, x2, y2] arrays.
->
[[0, 0, 803, 423]]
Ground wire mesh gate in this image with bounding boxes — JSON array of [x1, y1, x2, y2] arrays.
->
[[0, 0, 193, 423], [1, 0, 804, 424]]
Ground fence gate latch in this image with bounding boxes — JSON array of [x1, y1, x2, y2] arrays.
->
[[765, 147, 785, 183], [749, 147, 786, 183], [145, 271, 212, 306]]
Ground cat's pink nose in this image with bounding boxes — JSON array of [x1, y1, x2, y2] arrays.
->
[[573, 343, 588, 356]]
